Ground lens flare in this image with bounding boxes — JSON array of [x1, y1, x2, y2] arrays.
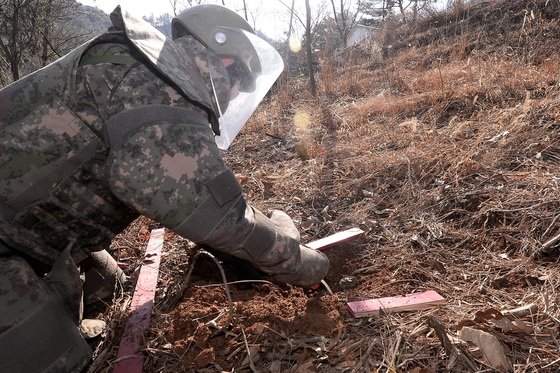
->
[[289, 36, 302, 53], [293, 110, 311, 130]]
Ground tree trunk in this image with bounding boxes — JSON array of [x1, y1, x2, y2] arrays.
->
[[340, 0, 347, 39], [283, 0, 295, 80], [242, 0, 248, 21], [8, 0, 21, 81], [41, 0, 54, 67], [305, 0, 316, 97], [398, 0, 407, 22], [382, 0, 387, 20]]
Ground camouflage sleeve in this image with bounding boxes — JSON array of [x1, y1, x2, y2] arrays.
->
[[108, 119, 229, 228]]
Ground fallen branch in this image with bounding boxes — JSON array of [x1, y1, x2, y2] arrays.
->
[[539, 231, 560, 255], [241, 327, 258, 373], [428, 317, 477, 372]]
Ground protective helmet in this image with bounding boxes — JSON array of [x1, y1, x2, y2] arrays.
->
[[172, 5, 284, 150]]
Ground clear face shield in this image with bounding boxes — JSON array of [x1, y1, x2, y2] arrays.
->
[[209, 30, 284, 150]]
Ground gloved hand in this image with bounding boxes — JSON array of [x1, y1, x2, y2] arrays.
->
[[274, 244, 330, 287], [269, 210, 300, 241], [268, 210, 330, 287], [196, 203, 330, 288]]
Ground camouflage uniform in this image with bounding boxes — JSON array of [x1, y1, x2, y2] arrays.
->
[[0, 6, 328, 372]]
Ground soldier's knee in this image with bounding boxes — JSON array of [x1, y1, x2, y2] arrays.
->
[[83, 249, 127, 309], [0, 256, 92, 373]]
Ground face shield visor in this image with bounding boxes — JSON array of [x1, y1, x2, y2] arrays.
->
[[209, 29, 284, 150]]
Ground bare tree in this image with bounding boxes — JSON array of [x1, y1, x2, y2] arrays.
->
[[40, 0, 54, 66], [278, 0, 328, 39], [241, 0, 248, 20], [0, 0, 88, 82], [277, 0, 327, 94], [287, 0, 295, 39], [38, 0, 85, 66], [361, 0, 395, 21], [279, 0, 295, 76], [361, 0, 435, 23], [396, 0, 436, 22], [329, 0, 363, 47], [144, 12, 174, 37], [237, 0, 267, 33], [0, 0, 40, 80], [169, 0, 181, 16]]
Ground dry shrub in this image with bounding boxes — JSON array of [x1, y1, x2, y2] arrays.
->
[[317, 59, 336, 98], [538, 55, 560, 77]]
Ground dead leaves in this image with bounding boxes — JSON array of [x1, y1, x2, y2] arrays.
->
[[469, 307, 534, 335], [458, 327, 512, 372], [429, 303, 545, 372]]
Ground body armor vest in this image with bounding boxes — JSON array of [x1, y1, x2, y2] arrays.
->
[[0, 6, 215, 268]]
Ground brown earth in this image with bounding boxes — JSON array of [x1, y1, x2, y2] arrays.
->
[[88, 1, 560, 372]]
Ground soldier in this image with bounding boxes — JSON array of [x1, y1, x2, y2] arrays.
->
[[0, 4, 329, 372]]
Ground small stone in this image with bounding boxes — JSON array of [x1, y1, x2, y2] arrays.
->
[[195, 347, 216, 368], [339, 276, 358, 290], [80, 319, 106, 339]]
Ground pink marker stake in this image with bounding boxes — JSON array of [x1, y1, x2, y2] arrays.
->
[[306, 227, 365, 251], [113, 228, 165, 373]]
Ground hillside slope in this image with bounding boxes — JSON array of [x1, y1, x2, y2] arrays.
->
[[90, 1, 560, 372]]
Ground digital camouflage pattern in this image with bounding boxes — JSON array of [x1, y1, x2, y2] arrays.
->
[[104, 59, 329, 286], [0, 3, 329, 286], [0, 256, 91, 373], [0, 2, 330, 284], [267, 210, 330, 285], [0, 6, 220, 266], [0, 5, 329, 371], [0, 256, 51, 331], [108, 6, 221, 130], [198, 206, 330, 286], [174, 35, 233, 113]]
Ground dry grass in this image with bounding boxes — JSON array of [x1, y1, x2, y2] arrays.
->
[[231, 0, 560, 370]]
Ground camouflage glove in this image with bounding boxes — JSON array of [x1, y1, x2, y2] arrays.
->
[[268, 210, 300, 241], [265, 210, 330, 287], [273, 244, 330, 287]]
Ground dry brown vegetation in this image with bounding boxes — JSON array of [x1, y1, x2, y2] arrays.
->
[[89, 1, 560, 372]]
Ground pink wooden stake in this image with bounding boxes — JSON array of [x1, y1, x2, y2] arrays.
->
[[306, 227, 365, 251], [113, 228, 165, 373], [347, 290, 446, 318]]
